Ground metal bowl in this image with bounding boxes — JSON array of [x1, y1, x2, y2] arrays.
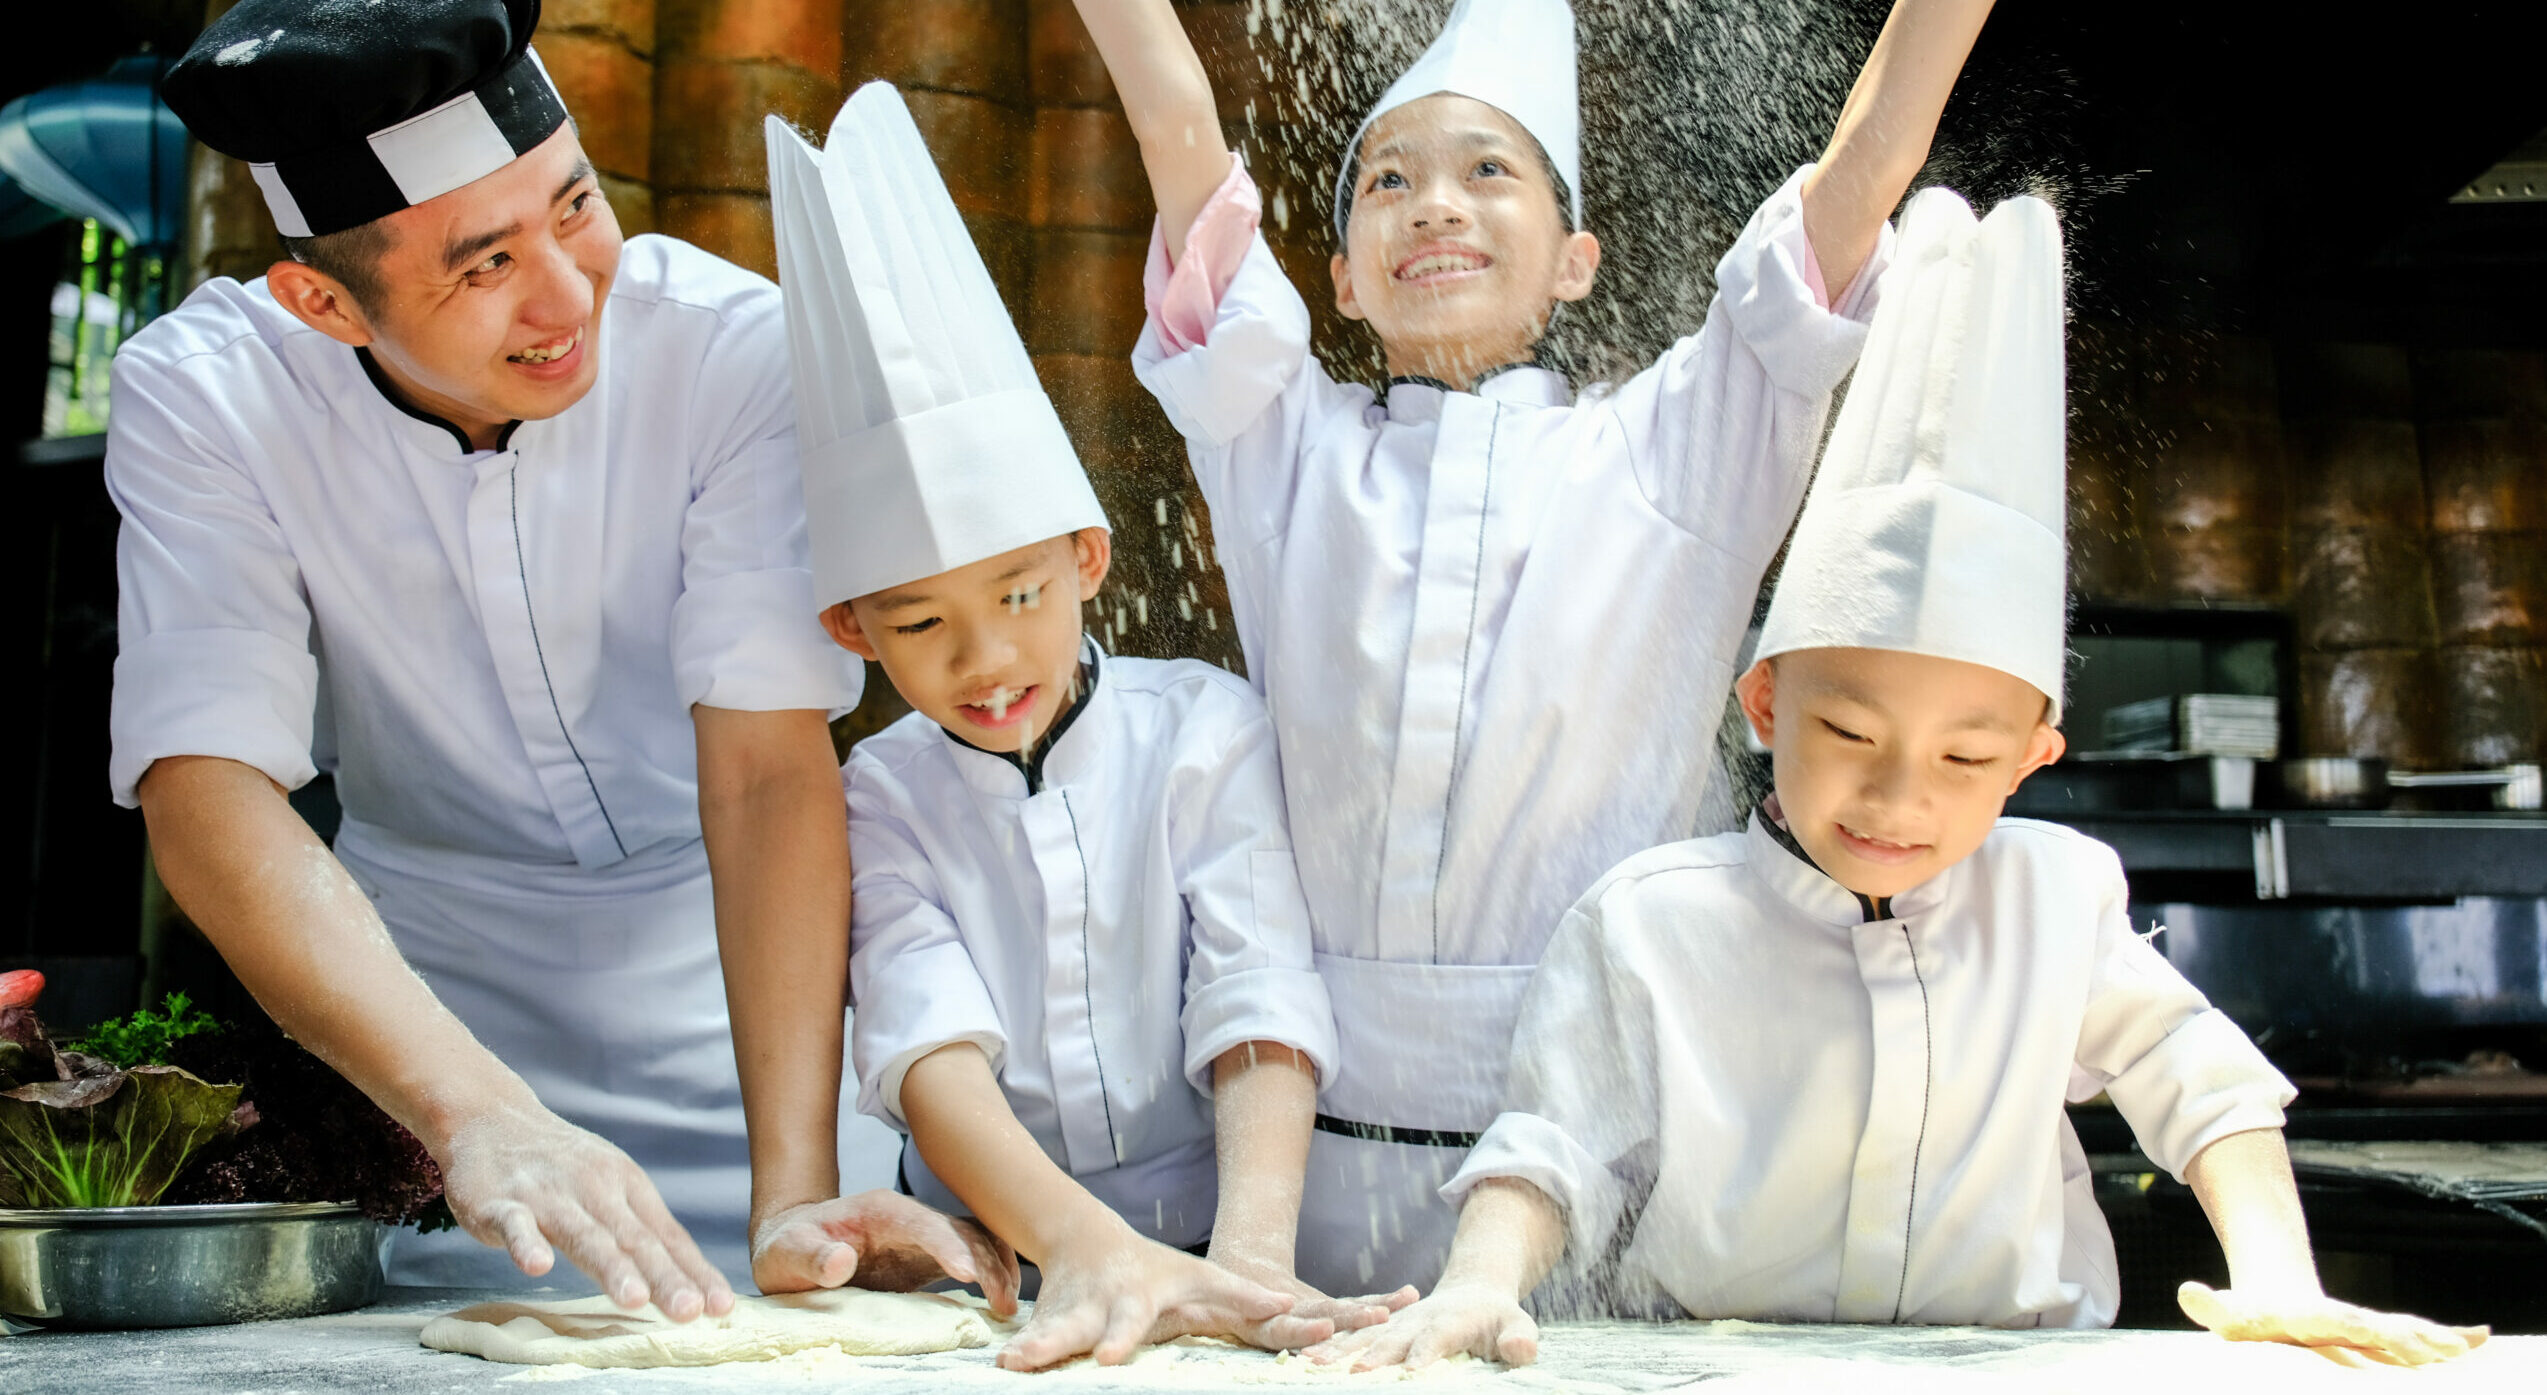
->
[[0, 1202, 386, 1329]]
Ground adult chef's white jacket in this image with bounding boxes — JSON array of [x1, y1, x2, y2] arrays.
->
[[1131, 161, 1891, 1293], [101, 234, 866, 1283], [106, 233, 860, 860], [1449, 814, 2296, 1329], [846, 648, 1338, 1250]]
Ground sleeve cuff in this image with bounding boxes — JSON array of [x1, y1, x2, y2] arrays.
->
[[851, 940, 1010, 1130], [1442, 1110, 1624, 1273], [110, 627, 319, 807], [1178, 965, 1339, 1096], [1131, 234, 1314, 450], [671, 567, 864, 713], [1714, 163, 1895, 399], [1144, 157, 1263, 356], [2106, 1008, 2297, 1180]]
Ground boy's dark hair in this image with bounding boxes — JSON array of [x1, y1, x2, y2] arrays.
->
[[1335, 134, 1576, 240], [278, 221, 396, 318]]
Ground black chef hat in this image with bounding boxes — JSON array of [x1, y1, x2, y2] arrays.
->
[[164, 0, 568, 239]]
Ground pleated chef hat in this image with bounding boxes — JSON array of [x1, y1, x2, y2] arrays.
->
[[1754, 188, 2070, 721], [1333, 0, 1581, 238], [768, 83, 1108, 608]]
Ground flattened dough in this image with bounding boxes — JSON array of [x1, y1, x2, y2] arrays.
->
[[420, 1288, 996, 1368]]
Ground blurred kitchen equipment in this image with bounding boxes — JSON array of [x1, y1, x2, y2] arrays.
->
[[0, 1201, 384, 1329], [2104, 693, 2281, 759], [2009, 752, 2257, 814], [2265, 756, 2391, 809]]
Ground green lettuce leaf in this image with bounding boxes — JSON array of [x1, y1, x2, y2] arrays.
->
[[0, 1065, 248, 1208]]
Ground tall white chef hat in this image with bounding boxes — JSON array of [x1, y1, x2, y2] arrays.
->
[[1333, 0, 1581, 238], [1754, 187, 2069, 721], [767, 82, 1108, 609]]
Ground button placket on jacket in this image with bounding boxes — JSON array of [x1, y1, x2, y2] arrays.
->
[[1372, 391, 1500, 962], [463, 438, 626, 868], [1025, 785, 1117, 1173], [1835, 910, 1934, 1322]]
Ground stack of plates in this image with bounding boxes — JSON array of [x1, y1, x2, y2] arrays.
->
[[2101, 694, 2280, 759]]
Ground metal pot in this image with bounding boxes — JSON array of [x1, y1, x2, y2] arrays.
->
[[0, 1201, 386, 1329]]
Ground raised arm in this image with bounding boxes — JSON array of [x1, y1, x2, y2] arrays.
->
[[1071, 0, 1235, 254], [1800, 0, 1995, 296]]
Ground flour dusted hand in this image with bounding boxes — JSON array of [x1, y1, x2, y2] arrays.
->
[[751, 1191, 1019, 1311], [999, 1223, 1324, 1371], [440, 1102, 733, 1321], [2178, 1282, 2488, 1367], [1308, 1281, 1537, 1372]]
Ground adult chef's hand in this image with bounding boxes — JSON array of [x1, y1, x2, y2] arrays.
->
[[442, 1102, 736, 1321], [751, 1192, 1020, 1311]]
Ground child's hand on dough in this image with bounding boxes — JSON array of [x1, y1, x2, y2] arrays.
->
[[999, 1219, 1328, 1370], [2178, 1280, 2489, 1366], [1306, 1280, 1537, 1371], [1206, 1250, 1415, 1334]]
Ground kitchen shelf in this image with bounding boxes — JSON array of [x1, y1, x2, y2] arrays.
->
[[2050, 810, 2547, 900]]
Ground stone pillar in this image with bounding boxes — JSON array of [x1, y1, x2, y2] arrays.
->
[[179, 0, 270, 293], [540, 0, 659, 236], [1025, 0, 1241, 669], [652, 0, 840, 280], [2141, 335, 2287, 605], [2416, 348, 2547, 768], [2282, 342, 2440, 768]]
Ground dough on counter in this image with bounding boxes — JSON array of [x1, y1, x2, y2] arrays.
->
[[419, 1287, 997, 1368]]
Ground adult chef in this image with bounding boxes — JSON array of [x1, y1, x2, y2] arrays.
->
[[107, 0, 1010, 1316]]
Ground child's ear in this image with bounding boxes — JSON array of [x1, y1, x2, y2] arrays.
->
[[1733, 659, 1778, 745], [2007, 720, 2068, 795], [820, 601, 878, 661], [1073, 528, 1114, 600], [1552, 229, 1603, 304], [1329, 252, 1367, 322]]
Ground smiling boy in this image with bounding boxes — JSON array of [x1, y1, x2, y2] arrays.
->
[[1071, 0, 1996, 1296], [1319, 190, 2489, 1371], [768, 85, 1374, 1371]]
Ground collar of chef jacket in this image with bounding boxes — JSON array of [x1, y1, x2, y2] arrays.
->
[[1744, 807, 1955, 927], [1381, 362, 1573, 424], [357, 346, 526, 455], [938, 638, 1107, 799]]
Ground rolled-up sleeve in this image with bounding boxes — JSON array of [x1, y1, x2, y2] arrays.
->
[[2072, 864, 2295, 1179], [1443, 894, 1661, 1275], [1169, 690, 1338, 1093], [1607, 163, 1892, 542], [104, 351, 320, 807], [673, 292, 863, 714], [846, 760, 1005, 1129]]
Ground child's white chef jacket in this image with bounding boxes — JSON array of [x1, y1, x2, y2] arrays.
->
[[1131, 160, 1891, 1292], [1448, 814, 2297, 1329], [847, 648, 1339, 1250], [102, 234, 865, 1283]]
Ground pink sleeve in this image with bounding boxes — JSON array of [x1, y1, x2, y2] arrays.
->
[[1794, 228, 1832, 312], [1143, 158, 1263, 357]]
